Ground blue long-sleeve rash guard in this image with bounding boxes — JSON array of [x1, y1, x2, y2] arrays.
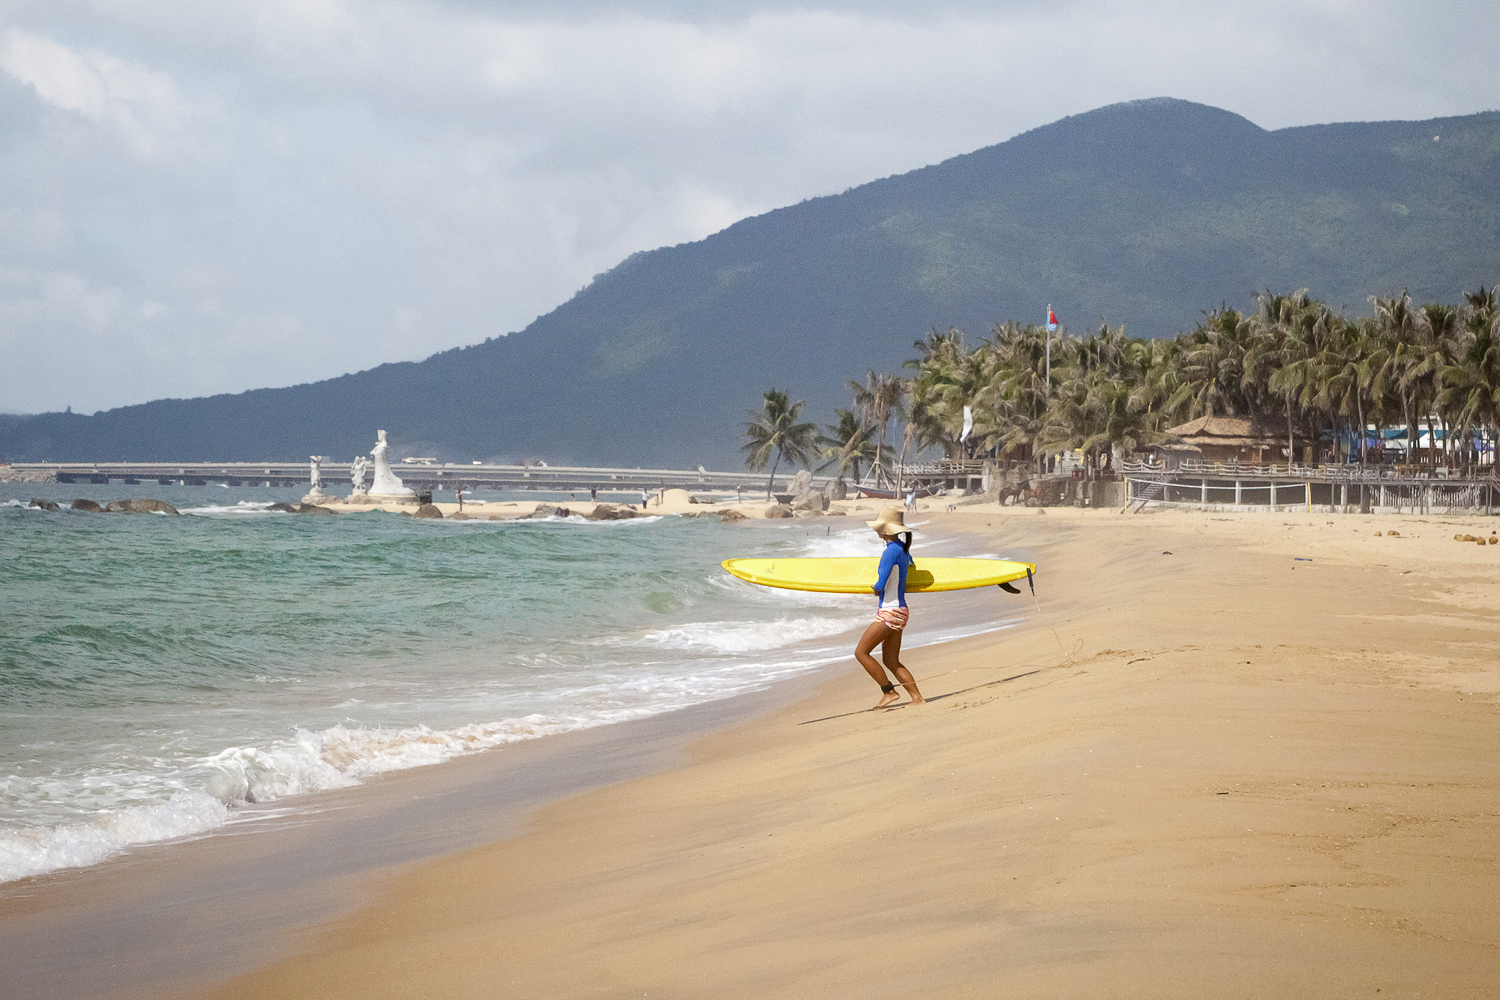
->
[[873, 540, 913, 608]]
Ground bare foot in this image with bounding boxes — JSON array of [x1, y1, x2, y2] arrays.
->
[[873, 688, 901, 710], [907, 694, 926, 706]]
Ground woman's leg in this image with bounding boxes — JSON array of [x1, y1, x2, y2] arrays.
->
[[880, 627, 925, 705], [854, 619, 902, 709]]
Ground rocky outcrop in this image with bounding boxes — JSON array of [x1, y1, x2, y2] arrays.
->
[[296, 503, 337, 515], [448, 511, 474, 520], [765, 503, 794, 519], [718, 509, 747, 522], [28, 498, 60, 511], [823, 478, 848, 502], [525, 503, 576, 519], [70, 499, 104, 512], [412, 504, 444, 518], [267, 502, 298, 512], [789, 469, 814, 500], [105, 499, 180, 514], [791, 492, 827, 512], [586, 503, 642, 521]]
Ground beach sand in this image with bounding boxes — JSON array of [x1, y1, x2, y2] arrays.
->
[[180, 505, 1499, 999]]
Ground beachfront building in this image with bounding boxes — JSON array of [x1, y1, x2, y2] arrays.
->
[[1161, 415, 1302, 465]]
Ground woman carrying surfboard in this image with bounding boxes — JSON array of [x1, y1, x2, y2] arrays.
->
[[857, 506, 925, 709]]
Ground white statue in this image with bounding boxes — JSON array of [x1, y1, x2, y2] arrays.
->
[[302, 455, 331, 504], [349, 456, 369, 495], [368, 430, 414, 497]]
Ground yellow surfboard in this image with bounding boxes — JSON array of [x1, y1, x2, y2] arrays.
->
[[721, 557, 1036, 595]]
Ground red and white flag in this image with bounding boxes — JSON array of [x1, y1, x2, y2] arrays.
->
[[1045, 307, 1059, 332]]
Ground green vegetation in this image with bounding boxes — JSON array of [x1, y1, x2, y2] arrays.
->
[[813, 286, 1500, 479], [814, 408, 889, 484], [5, 99, 1498, 467], [741, 389, 818, 498]]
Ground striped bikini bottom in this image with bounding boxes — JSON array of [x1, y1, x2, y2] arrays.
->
[[875, 606, 909, 631]]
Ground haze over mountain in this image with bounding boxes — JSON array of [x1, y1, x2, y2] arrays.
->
[[5, 97, 1498, 469]]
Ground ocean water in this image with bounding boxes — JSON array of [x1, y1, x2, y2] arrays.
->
[[0, 482, 1017, 884]]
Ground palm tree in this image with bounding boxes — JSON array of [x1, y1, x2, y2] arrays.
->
[[816, 408, 885, 482], [741, 389, 817, 498], [1438, 288, 1499, 475], [979, 321, 1053, 472], [1416, 303, 1463, 469], [848, 371, 906, 486], [903, 329, 994, 459]]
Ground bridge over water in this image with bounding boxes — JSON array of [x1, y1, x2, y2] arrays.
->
[[4, 459, 995, 496], [3, 461, 836, 495]]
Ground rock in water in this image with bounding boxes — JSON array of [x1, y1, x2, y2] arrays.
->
[[718, 509, 747, 523], [296, 504, 337, 515], [448, 512, 474, 520], [28, 498, 60, 511], [586, 503, 640, 521], [70, 499, 104, 512], [267, 502, 298, 512], [412, 504, 444, 519], [105, 499, 180, 514], [765, 503, 794, 519], [525, 504, 568, 519]]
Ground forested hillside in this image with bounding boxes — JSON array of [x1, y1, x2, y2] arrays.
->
[[5, 98, 1497, 468]]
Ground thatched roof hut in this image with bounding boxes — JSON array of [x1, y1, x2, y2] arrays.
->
[[1162, 416, 1301, 463]]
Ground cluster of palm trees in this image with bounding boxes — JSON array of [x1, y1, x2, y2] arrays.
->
[[744, 286, 1499, 489]]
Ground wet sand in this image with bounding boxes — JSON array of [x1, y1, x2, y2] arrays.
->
[[180, 505, 1500, 999], [0, 676, 843, 1000]]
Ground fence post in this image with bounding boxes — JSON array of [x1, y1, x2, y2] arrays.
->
[[1122, 477, 1129, 514], [1235, 480, 1242, 505], [1270, 482, 1277, 509], [1305, 481, 1312, 512], [1201, 478, 1208, 509]]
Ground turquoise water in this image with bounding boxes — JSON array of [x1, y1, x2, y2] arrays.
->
[[0, 482, 1014, 883]]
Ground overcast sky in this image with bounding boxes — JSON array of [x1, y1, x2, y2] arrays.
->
[[2, 1, 1496, 415]]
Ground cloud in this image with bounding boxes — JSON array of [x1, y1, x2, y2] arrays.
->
[[0, 0, 1496, 413]]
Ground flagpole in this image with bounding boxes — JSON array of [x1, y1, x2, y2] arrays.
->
[[1045, 303, 1052, 383]]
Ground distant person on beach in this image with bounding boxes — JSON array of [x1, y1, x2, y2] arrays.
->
[[590, 486, 597, 503], [641, 488, 649, 510], [855, 506, 925, 709]]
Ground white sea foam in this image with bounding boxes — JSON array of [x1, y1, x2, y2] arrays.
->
[[0, 791, 231, 884], [0, 713, 623, 884], [623, 616, 862, 653], [181, 500, 281, 515]]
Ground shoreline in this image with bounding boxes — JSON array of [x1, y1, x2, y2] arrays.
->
[[0, 666, 853, 1000], [0, 517, 1016, 1000], [184, 505, 1498, 999]]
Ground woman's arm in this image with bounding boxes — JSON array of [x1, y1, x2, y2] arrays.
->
[[872, 544, 897, 596]]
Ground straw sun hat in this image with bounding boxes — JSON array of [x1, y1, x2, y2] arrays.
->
[[865, 505, 916, 536]]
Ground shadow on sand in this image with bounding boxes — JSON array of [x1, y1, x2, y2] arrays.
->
[[798, 668, 1043, 725]]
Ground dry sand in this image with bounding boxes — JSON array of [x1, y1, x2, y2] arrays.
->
[[179, 504, 1500, 999]]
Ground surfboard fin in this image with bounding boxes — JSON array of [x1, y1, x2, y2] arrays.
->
[[1026, 567, 1034, 595], [997, 581, 1021, 594]]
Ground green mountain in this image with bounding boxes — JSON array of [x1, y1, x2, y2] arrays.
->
[[5, 98, 1498, 468]]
